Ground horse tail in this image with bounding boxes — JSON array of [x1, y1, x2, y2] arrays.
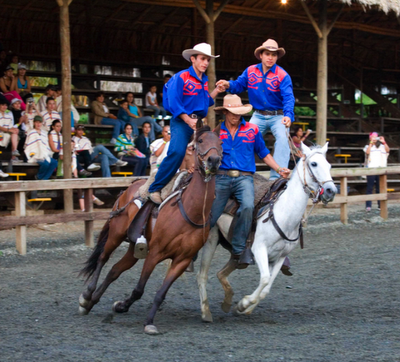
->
[[79, 219, 110, 280]]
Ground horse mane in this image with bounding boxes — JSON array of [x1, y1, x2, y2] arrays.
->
[[195, 125, 212, 142]]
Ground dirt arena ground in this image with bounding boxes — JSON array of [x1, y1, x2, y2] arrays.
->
[[1, 203, 400, 362]]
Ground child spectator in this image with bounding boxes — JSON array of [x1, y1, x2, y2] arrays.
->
[[125, 92, 161, 142], [0, 66, 26, 110], [15, 64, 31, 94], [9, 98, 27, 160], [41, 97, 61, 131], [25, 116, 58, 180], [21, 93, 39, 133], [136, 121, 152, 167], [114, 123, 147, 176], [91, 92, 125, 144], [73, 124, 127, 177], [117, 99, 139, 138], [146, 85, 167, 125], [37, 84, 56, 113], [0, 98, 20, 162], [149, 125, 170, 174]]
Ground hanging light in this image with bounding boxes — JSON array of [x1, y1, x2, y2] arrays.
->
[[281, 0, 287, 3]]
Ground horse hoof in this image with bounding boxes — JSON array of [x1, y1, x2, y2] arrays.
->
[[79, 294, 90, 308], [112, 301, 124, 313], [144, 325, 160, 335], [221, 301, 232, 313], [232, 305, 244, 316], [78, 306, 89, 316], [202, 313, 213, 323]]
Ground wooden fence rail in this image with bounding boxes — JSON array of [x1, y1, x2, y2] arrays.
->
[[1, 167, 400, 255]]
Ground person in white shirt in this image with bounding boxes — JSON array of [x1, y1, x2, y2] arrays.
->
[[363, 132, 390, 212], [149, 125, 170, 174], [146, 85, 167, 124], [41, 97, 61, 131], [54, 86, 80, 130], [0, 98, 20, 161], [37, 84, 56, 113]]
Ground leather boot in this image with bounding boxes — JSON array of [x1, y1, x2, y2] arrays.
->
[[280, 256, 293, 276]]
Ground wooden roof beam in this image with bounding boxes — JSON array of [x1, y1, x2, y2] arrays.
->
[[155, 8, 180, 28], [222, 16, 244, 36], [105, 3, 127, 23]]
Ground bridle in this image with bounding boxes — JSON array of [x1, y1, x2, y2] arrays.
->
[[193, 132, 222, 182]]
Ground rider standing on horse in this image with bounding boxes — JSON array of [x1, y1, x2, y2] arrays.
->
[[149, 43, 221, 204], [211, 94, 290, 268], [216, 39, 295, 180]]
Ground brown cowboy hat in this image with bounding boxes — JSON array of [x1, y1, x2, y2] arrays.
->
[[254, 39, 285, 60], [214, 94, 253, 115]]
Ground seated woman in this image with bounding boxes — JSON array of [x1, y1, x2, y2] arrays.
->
[[0, 66, 26, 110], [15, 64, 31, 94], [0, 98, 20, 162], [114, 123, 147, 176], [125, 91, 161, 142], [91, 92, 125, 144], [117, 99, 139, 138], [72, 124, 127, 178], [24, 116, 58, 180], [292, 127, 311, 156]]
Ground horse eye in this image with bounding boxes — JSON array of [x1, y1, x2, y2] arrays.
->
[[198, 139, 203, 143], [311, 162, 317, 167]]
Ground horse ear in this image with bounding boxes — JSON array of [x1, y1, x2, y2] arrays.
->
[[196, 119, 203, 130], [321, 142, 329, 154], [301, 142, 311, 156]]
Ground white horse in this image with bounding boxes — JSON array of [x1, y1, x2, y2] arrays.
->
[[197, 143, 337, 322]]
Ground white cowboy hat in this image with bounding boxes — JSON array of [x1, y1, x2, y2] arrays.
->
[[254, 39, 285, 60], [182, 43, 220, 62], [214, 94, 253, 115]]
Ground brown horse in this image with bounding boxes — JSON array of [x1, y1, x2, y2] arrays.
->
[[78, 125, 222, 334]]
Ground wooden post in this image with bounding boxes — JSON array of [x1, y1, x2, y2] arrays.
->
[[84, 188, 94, 247], [57, 0, 74, 213], [15, 191, 27, 255], [340, 176, 348, 224], [379, 174, 388, 219], [205, 0, 216, 129]]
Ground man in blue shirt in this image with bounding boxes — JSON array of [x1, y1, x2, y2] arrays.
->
[[149, 43, 221, 204], [211, 94, 290, 268], [216, 39, 295, 180]]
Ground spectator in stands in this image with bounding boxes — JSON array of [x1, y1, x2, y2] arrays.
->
[[364, 132, 390, 212], [149, 125, 170, 174], [25, 116, 58, 180], [136, 121, 152, 167], [146, 85, 167, 125], [0, 66, 26, 110], [289, 126, 311, 164], [9, 98, 26, 160], [125, 91, 161, 142], [117, 99, 139, 138], [9, 54, 19, 75], [54, 86, 80, 130], [73, 124, 127, 177], [0, 98, 20, 161], [37, 85, 56, 113], [114, 123, 147, 176], [41, 97, 61, 131], [91, 92, 125, 145], [48, 119, 63, 162], [159, 74, 172, 103], [21, 93, 38, 133], [15, 64, 31, 94], [0, 160, 8, 178]]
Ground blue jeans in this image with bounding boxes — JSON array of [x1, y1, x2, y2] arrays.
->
[[210, 175, 254, 255], [149, 118, 193, 193], [37, 158, 58, 180], [250, 112, 290, 180], [147, 105, 166, 119], [129, 116, 161, 142], [91, 145, 119, 178], [366, 175, 380, 208], [101, 118, 125, 140], [122, 155, 147, 176], [59, 111, 75, 129]]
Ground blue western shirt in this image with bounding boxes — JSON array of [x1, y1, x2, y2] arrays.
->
[[228, 63, 295, 121], [163, 66, 214, 119], [219, 118, 270, 173]]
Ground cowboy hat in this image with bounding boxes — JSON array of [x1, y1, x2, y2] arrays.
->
[[214, 94, 253, 115], [182, 43, 220, 62], [254, 39, 285, 60]]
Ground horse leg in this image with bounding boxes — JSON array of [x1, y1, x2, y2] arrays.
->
[[197, 227, 219, 323], [90, 243, 138, 309], [112, 250, 162, 314], [217, 257, 237, 314], [144, 258, 192, 335]]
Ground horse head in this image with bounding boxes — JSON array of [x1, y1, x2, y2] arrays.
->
[[300, 142, 337, 204], [194, 124, 222, 182]]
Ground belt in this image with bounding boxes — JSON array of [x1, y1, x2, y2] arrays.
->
[[189, 114, 200, 119], [217, 169, 253, 177], [255, 109, 284, 116]]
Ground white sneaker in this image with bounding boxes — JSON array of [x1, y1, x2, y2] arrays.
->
[[87, 163, 101, 171], [115, 160, 128, 167], [110, 138, 117, 145], [158, 120, 165, 127], [12, 150, 21, 157], [93, 196, 104, 206], [0, 170, 9, 178]]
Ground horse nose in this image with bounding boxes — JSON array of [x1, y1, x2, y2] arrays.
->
[[324, 184, 337, 198], [208, 155, 221, 170]]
